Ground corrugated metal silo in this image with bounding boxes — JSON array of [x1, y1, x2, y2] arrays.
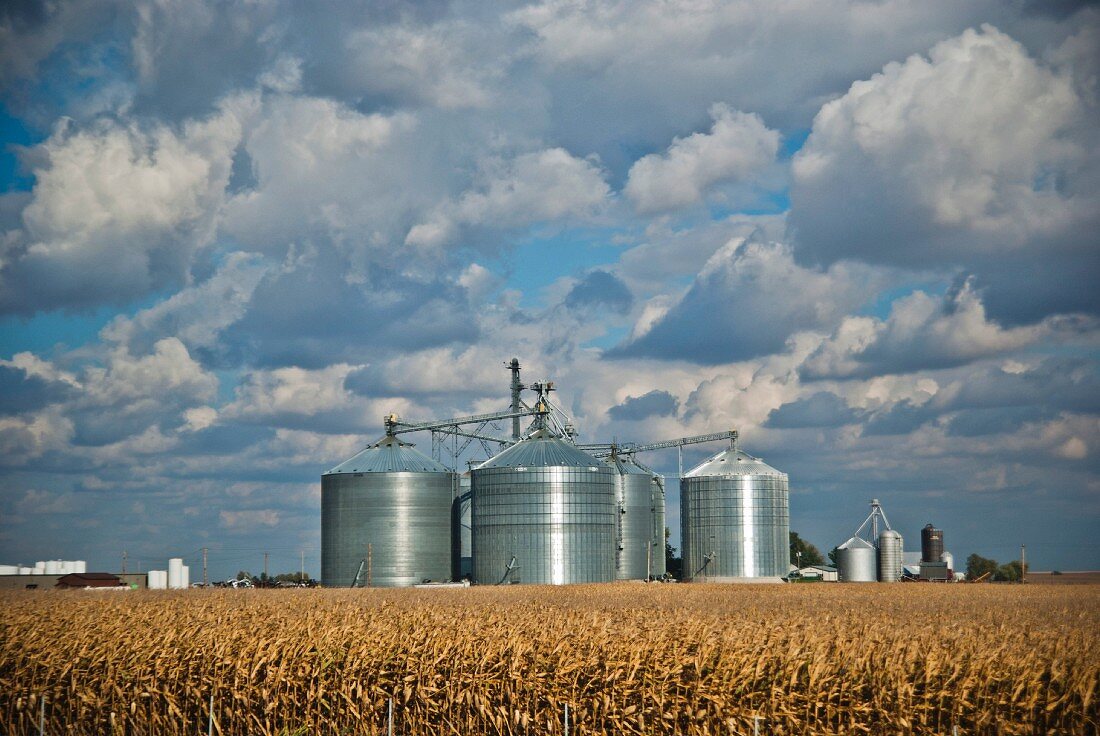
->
[[605, 453, 666, 580], [321, 436, 454, 587], [471, 429, 616, 585], [877, 530, 904, 582], [836, 537, 877, 582], [680, 445, 789, 580], [450, 471, 472, 581]]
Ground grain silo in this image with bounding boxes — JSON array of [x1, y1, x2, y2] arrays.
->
[[450, 471, 472, 581], [471, 429, 616, 585], [877, 530, 904, 582], [321, 435, 454, 587], [605, 452, 666, 580], [921, 524, 944, 563], [680, 442, 789, 581], [836, 537, 877, 582]]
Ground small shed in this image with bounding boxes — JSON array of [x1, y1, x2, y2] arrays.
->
[[796, 565, 838, 582], [56, 572, 123, 588]]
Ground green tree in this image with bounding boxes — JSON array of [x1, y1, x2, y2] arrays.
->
[[664, 527, 682, 580], [235, 570, 253, 581], [965, 554, 998, 580], [994, 560, 1023, 582], [789, 532, 824, 567], [827, 547, 839, 567]]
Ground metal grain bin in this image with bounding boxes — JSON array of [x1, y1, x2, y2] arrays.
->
[[836, 537, 877, 582], [451, 472, 472, 581], [321, 436, 454, 587], [921, 524, 944, 563], [605, 453, 666, 580], [471, 429, 616, 585], [680, 446, 789, 581], [877, 530, 904, 582]]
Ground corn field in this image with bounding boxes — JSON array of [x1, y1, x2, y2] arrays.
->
[[1, 584, 1096, 735]]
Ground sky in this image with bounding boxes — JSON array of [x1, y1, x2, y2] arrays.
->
[[1, 0, 1097, 581]]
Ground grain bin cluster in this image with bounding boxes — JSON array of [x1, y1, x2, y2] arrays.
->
[[320, 359, 789, 587]]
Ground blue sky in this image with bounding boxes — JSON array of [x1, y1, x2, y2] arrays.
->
[[1, 1, 1098, 580]]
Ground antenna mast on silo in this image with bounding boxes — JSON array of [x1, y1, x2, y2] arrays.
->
[[852, 498, 893, 545]]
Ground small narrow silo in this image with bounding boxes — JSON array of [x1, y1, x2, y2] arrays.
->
[[836, 537, 877, 582], [877, 530, 904, 582], [471, 429, 616, 585], [321, 435, 454, 587], [450, 471, 473, 581], [605, 452, 666, 580], [680, 442, 789, 581]]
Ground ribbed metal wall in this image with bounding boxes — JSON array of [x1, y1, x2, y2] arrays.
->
[[652, 475, 667, 578], [321, 436, 454, 587], [877, 530, 904, 582], [450, 473, 472, 581], [836, 537, 877, 582], [472, 430, 616, 585], [606, 454, 665, 580], [680, 447, 789, 580]]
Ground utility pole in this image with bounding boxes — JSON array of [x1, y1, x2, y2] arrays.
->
[[1021, 545, 1026, 584], [202, 547, 208, 587], [263, 551, 269, 588], [121, 550, 127, 574], [300, 549, 305, 583]]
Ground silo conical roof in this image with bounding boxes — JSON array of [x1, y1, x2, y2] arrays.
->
[[684, 447, 785, 477], [838, 536, 875, 550], [477, 429, 602, 469], [604, 453, 656, 476], [324, 435, 450, 474]]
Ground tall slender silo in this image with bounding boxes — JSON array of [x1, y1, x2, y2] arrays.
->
[[836, 537, 877, 582], [680, 443, 789, 581], [321, 435, 454, 587], [471, 429, 616, 585], [605, 453, 666, 580], [450, 471, 473, 581], [877, 530, 904, 582]]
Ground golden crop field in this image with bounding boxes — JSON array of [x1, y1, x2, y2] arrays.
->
[[1, 584, 1096, 735]]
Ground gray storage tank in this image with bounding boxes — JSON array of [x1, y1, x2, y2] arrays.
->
[[605, 453, 666, 580], [680, 444, 789, 581], [836, 537, 877, 582], [471, 429, 616, 585], [321, 436, 454, 587], [877, 530, 904, 582]]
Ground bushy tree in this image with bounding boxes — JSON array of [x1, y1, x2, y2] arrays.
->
[[966, 554, 998, 580], [994, 560, 1023, 582], [789, 532, 824, 567]]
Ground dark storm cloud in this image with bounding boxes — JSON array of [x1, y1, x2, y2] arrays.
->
[[565, 270, 633, 314], [0, 365, 71, 413], [862, 400, 940, 437], [607, 390, 679, 421], [613, 240, 876, 364], [764, 392, 860, 429], [219, 254, 479, 370], [944, 406, 1051, 437], [950, 358, 1100, 414]]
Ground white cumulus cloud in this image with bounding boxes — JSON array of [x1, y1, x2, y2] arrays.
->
[[625, 104, 778, 214]]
